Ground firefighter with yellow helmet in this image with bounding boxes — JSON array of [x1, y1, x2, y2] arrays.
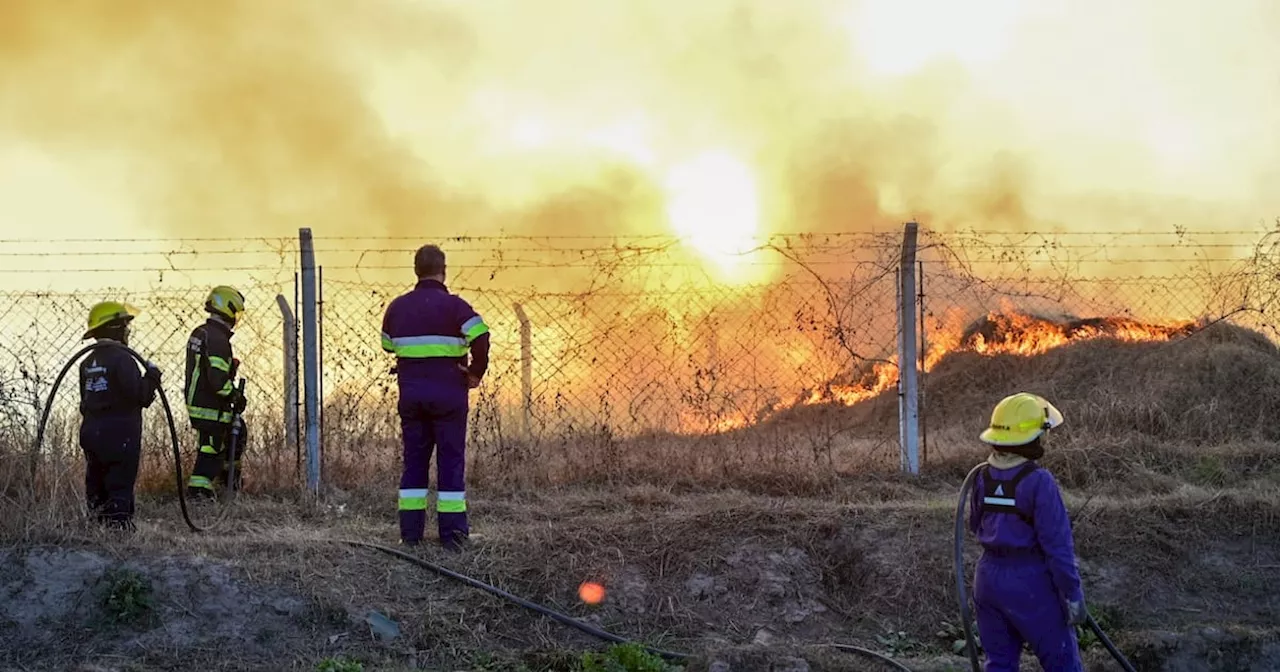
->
[[183, 286, 248, 498], [967, 392, 1087, 672], [78, 301, 163, 529]]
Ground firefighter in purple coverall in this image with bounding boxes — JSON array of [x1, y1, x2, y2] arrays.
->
[[381, 244, 490, 550], [968, 392, 1088, 672]]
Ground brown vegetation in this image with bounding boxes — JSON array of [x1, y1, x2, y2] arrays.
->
[[2, 319, 1280, 670]]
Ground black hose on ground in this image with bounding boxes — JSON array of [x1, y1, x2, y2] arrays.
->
[[41, 346, 914, 669], [34, 341, 227, 533], [824, 644, 916, 672], [954, 462, 1138, 672], [340, 539, 689, 660], [1088, 618, 1138, 672], [343, 539, 919, 671]]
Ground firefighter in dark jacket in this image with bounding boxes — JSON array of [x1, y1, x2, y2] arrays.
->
[[78, 301, 162, 529], [184, 285, 248, 499], [381, 244, 490, 550]]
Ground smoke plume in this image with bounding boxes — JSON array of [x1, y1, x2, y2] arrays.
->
[[0, 0, 1276, 248]]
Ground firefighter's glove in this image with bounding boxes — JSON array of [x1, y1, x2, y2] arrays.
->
[[1066, 598, 1088, 626], [144, 362, 163, 382], [231, 389, 248, 415]]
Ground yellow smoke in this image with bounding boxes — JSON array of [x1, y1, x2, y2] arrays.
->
[[0, 0, 1276, 275]]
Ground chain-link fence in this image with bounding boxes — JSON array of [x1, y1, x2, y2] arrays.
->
[[3, 226, 1279, 494], [0, 237, 301, 495], [0, 280, 300, 492], [316, 233, 907, 487], [912, 227, 1280, 462]]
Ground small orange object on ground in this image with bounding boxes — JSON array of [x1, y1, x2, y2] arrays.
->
[[578, 581, 606, 604]]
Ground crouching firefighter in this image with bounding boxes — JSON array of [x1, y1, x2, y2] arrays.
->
[[183, 286, 248, 499], [968, 392, 1087, 672], [78, 301, 163, 530], [382, 244, 490, 550]]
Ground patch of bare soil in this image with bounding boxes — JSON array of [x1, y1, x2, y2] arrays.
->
[[1, 484, 1278, 671], [0, 545, 332, 671]]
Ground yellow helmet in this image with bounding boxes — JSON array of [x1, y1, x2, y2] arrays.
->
[[83, 301, 140, 339], [979, 392, 1064, 447], [205, 285, 246, 325]]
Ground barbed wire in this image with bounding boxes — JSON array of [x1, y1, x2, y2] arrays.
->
[[3, 226, 1279, 489]]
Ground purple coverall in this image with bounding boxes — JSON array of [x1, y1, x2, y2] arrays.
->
[[381, 279, 490, 547], [968, 461, 1085, 672]]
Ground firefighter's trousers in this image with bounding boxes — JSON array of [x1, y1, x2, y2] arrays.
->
[[187, 418, 247, 497], [397, 383, 469, 548], [974, 553, 1083, 672], [79, 412, 142, 529]]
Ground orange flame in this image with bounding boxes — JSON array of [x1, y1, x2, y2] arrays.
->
[[682, 310, 1198, 434]]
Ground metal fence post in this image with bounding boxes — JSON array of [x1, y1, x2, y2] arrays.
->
[[897, 221, 921, 475], [919, 258, 928, 468], [276, 294, 299, 481], [300, 228, 321, 494], [318, 265, 325, 470], [514, 302, 533, 438]]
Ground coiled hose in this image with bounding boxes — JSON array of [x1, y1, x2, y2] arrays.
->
[[34, 341, 235, 533], [954, 463, 1137, 672], [38, 344, 914, 670]]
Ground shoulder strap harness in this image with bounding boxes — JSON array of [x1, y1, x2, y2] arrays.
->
[[981, 461, 1040, 526]]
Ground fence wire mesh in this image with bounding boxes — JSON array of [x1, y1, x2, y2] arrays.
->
[[0, 238, 300, 493], [3, 226, 1279, 492], [315, 232, 906, 486]]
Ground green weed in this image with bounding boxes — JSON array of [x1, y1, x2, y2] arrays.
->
[[316, 656, 364, 672], [96, 567, 153, 626], [1191, 455, 1230, 487], [1077, 603, 1123, 652], [937, 620, 982, 657], [874, 630, 922, 658], [577, 643, 680, 672]]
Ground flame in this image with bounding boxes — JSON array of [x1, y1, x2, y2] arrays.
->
[[963, 312, 1197, 357], [681, 310, 1199, 434]]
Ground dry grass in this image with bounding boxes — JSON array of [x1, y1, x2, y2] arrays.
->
[[4, 322, 1280, 669], [9, 321, 1277, 502], [3, 481, 1278, 670]]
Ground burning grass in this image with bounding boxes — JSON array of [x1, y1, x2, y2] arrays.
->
[[3, 311, 1274, 501], [3, 305, 1280, 670], [775, 310, 1204, 412]]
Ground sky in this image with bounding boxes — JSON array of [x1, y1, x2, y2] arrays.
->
[[0, 0, 1276, 272]]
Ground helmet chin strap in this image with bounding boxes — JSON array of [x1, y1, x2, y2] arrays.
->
[[1001, 437, 1045, 460]]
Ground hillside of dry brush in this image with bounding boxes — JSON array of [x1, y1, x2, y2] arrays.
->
[[1, 321, 1278, 671]]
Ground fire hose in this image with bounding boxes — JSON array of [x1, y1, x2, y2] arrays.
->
[[33, 342, 241, 532], [954, 463, 1138, 672], [37, 344, 916, 670]]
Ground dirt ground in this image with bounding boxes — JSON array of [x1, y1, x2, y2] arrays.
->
[[2, 480, 1278, 672]]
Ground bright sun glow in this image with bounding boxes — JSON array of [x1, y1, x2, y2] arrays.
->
[[663, 151, 762, 277], [1144, 116, 1202, 168], [851, 0, 1026, 76]]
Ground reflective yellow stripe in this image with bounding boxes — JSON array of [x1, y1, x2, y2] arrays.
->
[[461, 316, 489, 344], [398, 488, 428, 511], [187, 406, 233, 424], [187, 367, 201, 406], [391, 335, 468, 358], [200, 444, 219, 455], [381, 332, 394, 353], [188, 475, 214, 490], [437, 491, 466, 513], [208, 356, 231, 372]]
